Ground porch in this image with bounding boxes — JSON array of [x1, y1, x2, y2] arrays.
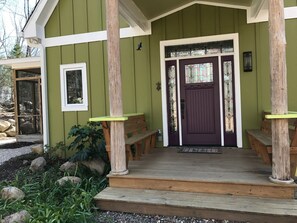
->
[[95, 147, 297, 222]]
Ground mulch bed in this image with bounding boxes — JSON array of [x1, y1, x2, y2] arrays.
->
[[0, 153, 38, 181], [0, 142, 35, 149]]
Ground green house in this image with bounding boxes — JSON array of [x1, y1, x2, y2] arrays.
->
[[23, 0, 297, 149], [22, 0, 297, 220]]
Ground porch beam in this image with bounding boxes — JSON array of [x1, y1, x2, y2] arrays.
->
[[106, 0, 128, 175], [268, 0, 293, 184]]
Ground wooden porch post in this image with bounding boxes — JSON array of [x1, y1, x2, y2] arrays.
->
[[268, 0, 293, 183], [106, 0, 128, 175]]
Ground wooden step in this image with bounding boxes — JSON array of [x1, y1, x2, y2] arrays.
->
[[95, 187, 297, 223], [109, 175, 297, 199]]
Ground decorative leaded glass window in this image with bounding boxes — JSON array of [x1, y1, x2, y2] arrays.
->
[[185, 63, 213, 84], [167, 65, 178, 133], [60, 63, 88, 111], [223, 61, 234, 133], [165, 40, 233, 58]]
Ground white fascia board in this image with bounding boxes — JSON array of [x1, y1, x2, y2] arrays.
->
[[44, 26, 151, 48], [23, 0, 58, 39], [0, 57, 40, 69], [150, 0, 249, 22], [247, 6, 297, 23], [119, 0, 150, 32]]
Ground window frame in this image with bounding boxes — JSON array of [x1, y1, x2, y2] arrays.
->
[[60, 63, 88, 111]]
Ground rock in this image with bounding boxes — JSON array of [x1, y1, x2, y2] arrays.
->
[[19, 121, 34, 134], [31, 144, 44, 155], [0, 132, 7, 138], [0, 120, 11, 132], [1, 210, 31, 223], [1, 187, 25, 200], [5, 126, 16, 137], [30, 157, 46, 172], [80, 158, 105, 175], [23, 160, 29, 165], [59, 161, 77, 174], [57, 176, 82, 186], [7, 119, 15, 125]]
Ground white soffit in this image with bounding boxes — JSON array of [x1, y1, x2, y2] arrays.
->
[[0, 57, 41, 69]]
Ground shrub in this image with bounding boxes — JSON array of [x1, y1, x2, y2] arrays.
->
[[67, 122, 109, 164]]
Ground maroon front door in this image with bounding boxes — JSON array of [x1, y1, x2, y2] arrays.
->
[[180, 57, 221, 145]]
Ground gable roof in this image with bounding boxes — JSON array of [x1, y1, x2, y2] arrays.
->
[[21, 0, 277, 40]]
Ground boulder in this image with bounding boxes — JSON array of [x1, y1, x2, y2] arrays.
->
[[7, 119, 15, 125], [0, 120, 11, 132], [1, 210, 31, 223], [5, 126, 16, 137], [59, 161, 77, 174], [80, 158, 105, 175], [31, 144, 44, 155], [1, 187, 25, 200], [57, 176, 82, 186], [0, 133, 7, 138], [30, 157, 46, 172]]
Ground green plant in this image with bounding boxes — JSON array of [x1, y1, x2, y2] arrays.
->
[[67, 122, 108, 164], [44, 142, 68, 160], [0, 160, 108, 223]]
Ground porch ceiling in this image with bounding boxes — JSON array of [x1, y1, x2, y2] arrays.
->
[[132, 0, 253, 20]]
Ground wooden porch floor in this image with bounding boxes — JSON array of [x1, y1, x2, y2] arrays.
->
[[95, 148, 297, 222], [109, 147, 297, 199]]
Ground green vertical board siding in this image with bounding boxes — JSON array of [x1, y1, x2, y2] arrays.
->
[[45, 5, 60, 37], [182, 5, 198, 38], [46, 47, 64, 145], [45, 0, 107, 38], [88, 42, 106, 116], [237, 11, 258, 146], [59, 0, 73, 36], [285, 0, 297, 7], [150, 19, 165, 131], [200, 5, 217, 36], [61, 45, 77, 144], [165, 13, 181, 40], [87, 0, 102, 32], [75, 43, 91, 124], [120, 38, 136, 113], [73, 0, 88, 34], [286, 19, 297, 111], [219, 8, 235, 34], [133, 36, 152, 125], [45, 2, 297, 148]]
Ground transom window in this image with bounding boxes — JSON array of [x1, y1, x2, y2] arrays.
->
[[60, 63, 88, 111]]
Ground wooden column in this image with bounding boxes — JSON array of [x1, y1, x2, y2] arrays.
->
[[106, 0, 128, 175], [268, 0, 292, 183]]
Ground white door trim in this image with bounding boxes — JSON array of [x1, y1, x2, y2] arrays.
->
[[160, 33, 242, 148]]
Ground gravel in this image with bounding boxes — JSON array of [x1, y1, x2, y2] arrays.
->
[[0, 146, 32, 166], [94, 211, 247, 223]]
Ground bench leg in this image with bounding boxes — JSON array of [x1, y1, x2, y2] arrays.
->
[[257, 143, 272, 165], [125, 145, 134, 161], [290, 154, 297, 178], [151, 134, 156, 150], [134, 143, 142, 160], [144, 137, 151, 154]]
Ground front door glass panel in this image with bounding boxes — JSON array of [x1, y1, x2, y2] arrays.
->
[[185, 63, 213, 84]]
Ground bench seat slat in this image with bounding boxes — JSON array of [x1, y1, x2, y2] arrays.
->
[[246, 130, 272, 147], [125, 130, 158, 145]]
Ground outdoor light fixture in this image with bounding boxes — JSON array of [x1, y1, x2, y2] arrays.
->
[[243, 51, 252, 72]]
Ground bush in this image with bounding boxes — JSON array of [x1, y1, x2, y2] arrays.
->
[[67, 122, 109, 164]]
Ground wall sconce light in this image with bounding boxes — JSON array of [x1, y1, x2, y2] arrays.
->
[[243, 51, 252, 72]]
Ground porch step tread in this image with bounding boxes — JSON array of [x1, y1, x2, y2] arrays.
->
[[95, 187, 297, 222]]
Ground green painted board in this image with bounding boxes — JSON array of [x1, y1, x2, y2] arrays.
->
[[265, 114, 297, 119], [45, 4, 60, 38], [73, 0, 88, 34], [59, 0, 73, 36], [87, 0, 103, 32], [182, 5, 198, 38]]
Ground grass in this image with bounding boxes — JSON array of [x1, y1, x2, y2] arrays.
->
[[0, 159, 108, 223]]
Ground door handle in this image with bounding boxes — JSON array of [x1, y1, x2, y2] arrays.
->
[[181, 99, 185, 119]]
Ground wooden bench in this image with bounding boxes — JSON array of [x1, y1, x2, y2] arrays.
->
[[90, 113, 157, 163], [246, 112, 297, 178]]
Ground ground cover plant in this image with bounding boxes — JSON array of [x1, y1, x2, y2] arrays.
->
[[0, 122, 109, 223], [0, 157, 108, 223]]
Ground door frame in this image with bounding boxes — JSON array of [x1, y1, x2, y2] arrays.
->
[[160, 33, 242, 147]]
